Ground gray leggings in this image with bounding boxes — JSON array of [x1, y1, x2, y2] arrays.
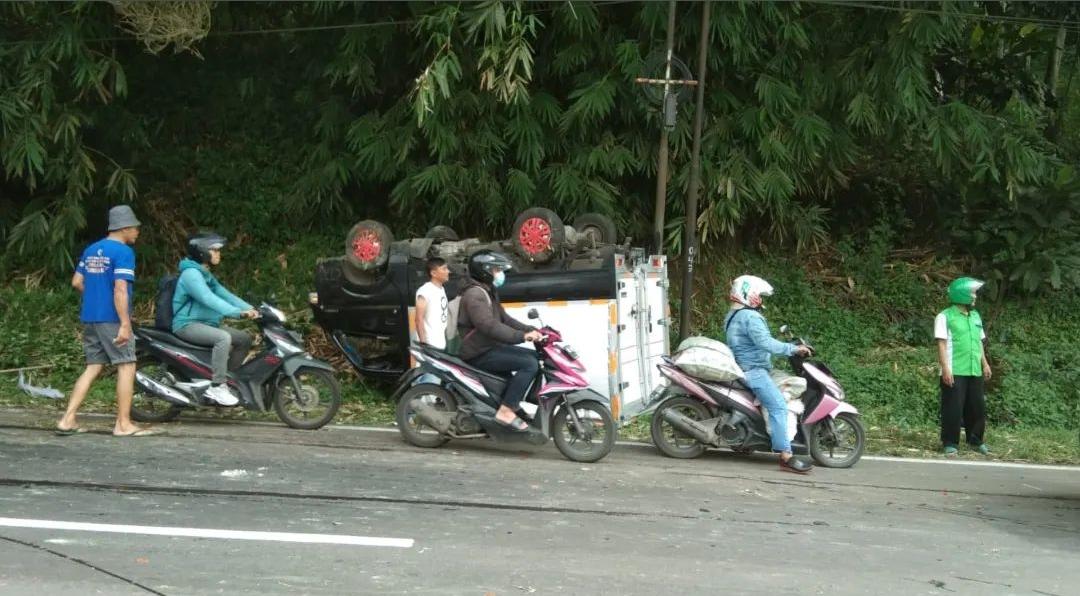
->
[[175, 323, 252, 384]]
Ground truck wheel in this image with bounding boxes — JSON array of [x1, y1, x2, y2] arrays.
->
[[573, 213, 618, 245], [512, 207, 565, 264], [345, 220, 393, 272], [425, 225, 459, 242]]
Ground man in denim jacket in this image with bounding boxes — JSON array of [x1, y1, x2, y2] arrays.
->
[[724, 275, 813, 474]]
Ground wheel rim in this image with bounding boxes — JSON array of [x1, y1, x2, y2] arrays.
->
[[814, 416, 860, 463], [277, 372, 334, 422], [559, 405, 608, 455], [659, 402, 705, 452], [133, 363, 177, 416], [351, 229, 382, 263], [406, 392, 452, 437], [518, 217, 552, 255]]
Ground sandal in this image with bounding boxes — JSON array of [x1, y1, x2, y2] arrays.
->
[[113, 428, 160, 437], [55, 427, 87, 436], [495, 416, 530, 432]]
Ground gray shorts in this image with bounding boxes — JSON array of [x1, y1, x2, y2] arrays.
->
[[82, 322, 137, 365]]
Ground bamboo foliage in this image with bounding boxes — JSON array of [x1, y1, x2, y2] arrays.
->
[[2, 1, 1078, 291]]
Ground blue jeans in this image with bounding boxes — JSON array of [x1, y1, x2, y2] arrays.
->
[[743, 368, 790, 453]]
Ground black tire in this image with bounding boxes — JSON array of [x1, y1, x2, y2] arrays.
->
[[425, 225, 459, 242], [345, 220, 393, 272], [808, 412, 866, 468], [573, 213, 618, 246], [130, 361, 183, 423], [396, 384, 457, 448], [650, 396, 710, 459], [272, 368, 341, 430], [341, 260, 381, 288], [552, 400, 616, 463], [512, 207, 565, 264]]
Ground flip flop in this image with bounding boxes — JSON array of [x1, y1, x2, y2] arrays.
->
[[113, 428, 160, 437], [55, 427, 87, 436], [495, 416, 530, 432]]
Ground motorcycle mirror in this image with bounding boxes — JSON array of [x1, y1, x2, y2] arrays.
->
[[527, 308, 540, 320], [779, 324, 789, 334]]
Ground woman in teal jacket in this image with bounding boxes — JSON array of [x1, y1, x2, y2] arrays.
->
[[172, 232, 256, 406]]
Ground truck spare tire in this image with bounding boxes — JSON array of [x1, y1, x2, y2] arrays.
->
[[573, 213, 618, 246], [345, 220, 393, 272], [425, 225, 459, 242], [512, 207, 565, 264]]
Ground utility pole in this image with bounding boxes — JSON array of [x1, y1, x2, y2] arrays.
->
[[651, 0, 678, 254], [678, 0, 710, 342]]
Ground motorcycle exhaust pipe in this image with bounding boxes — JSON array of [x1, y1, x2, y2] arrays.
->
[[661, 408, 718, 446], [135, 371, 192, 407], [411, 400, 453, 434]]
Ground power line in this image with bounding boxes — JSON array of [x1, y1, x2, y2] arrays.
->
[[806, 0, 1080, 33], [0, 1, 639, 47]]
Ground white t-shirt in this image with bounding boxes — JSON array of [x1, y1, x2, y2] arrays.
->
[[416, 282, 448, 350]]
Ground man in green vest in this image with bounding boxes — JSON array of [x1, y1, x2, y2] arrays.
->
[[934, 277, 992, 457]]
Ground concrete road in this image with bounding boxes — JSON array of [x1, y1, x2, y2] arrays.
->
[[0, 410, 1077, 595]]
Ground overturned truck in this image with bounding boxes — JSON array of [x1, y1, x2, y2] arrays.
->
[[310, 207, 670, 422]]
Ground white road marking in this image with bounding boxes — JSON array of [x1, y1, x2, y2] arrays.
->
[[857, 455, 1080, 472], [25, 410, 1080, 472], [0, 517, 414, 548]]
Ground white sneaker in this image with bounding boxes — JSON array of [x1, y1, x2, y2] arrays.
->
[[204, 384, 239, 406]]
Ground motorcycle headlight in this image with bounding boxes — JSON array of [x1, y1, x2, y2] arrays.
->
[[267, 306, 287, 323]]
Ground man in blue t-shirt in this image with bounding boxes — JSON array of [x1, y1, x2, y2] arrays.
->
[[57, 205, 156, 437]]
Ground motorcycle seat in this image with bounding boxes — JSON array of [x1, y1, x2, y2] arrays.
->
[[419, 345, 511, 384], [137, 326, 213, 354], [701, 377, 751, 393], [726, 378, 751, 392]]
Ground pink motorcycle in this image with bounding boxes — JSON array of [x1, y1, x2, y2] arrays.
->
[[393, 309, 616, 463], [649, 326, 865, 468]]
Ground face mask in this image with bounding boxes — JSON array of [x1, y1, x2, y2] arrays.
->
[[492, 271, 506, 288]]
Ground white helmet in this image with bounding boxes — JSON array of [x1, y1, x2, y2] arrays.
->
[[730, 275, 774, 309]]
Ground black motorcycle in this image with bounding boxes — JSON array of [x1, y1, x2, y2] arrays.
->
[[130, 303, 341, 429]]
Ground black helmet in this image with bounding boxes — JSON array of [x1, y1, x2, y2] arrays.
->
[[467, 249, 514, 284], [186, 231, 227, 264]]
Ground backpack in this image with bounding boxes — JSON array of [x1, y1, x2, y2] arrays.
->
[[154, 274, 192, 331], [445, 286, 491, 341]]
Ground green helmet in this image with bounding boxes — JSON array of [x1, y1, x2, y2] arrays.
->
[[948, 277, 985, 305]]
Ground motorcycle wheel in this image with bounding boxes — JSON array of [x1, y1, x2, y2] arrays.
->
[[130, 361, 183, 423], [552, 400, 616, 463], [396, 384, 457, 448], [272, 368, 342, 430], [650, 396, 709, 459], [808, 412, 866, 468]]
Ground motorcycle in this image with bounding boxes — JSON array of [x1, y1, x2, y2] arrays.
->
[[648, 325, 865, 468], [392, 309, 616, 463], [130, 303, 342, 430]]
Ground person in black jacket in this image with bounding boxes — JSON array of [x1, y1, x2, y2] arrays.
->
[[457, 250, 542, 431]]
